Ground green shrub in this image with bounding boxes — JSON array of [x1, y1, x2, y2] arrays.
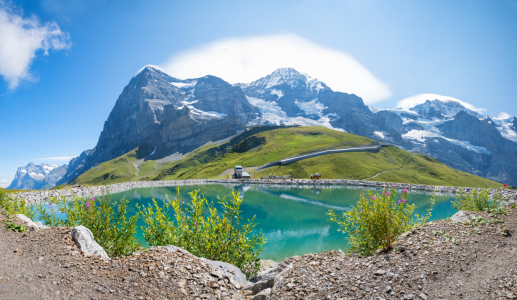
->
[[451, 188, 505, 212], [36, 193, 141, 257], [328, 186, 433, 256], [138, 189, 266, 278], [0, 190, 36, 220], [3, 220, 27, 232]]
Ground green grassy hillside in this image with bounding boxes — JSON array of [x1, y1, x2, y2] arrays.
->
[[72, 126, 503, 188]]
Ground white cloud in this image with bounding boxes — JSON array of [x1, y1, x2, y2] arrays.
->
[[36, 156, 76, 161], [397, 93, 486, 114], [0, 2, 71, 89], [161, 34, 392, 104], [0, 178, 10, 188]]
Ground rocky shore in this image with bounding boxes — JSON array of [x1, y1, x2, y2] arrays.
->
[[2, 200, 517, 299], [10, 179, 517, 203]]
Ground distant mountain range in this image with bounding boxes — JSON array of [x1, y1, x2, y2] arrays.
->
[[8, 163, 68, 190], [10, 66, 517, 189]]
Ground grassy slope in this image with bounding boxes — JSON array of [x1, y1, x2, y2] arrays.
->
[[73, 126, 502, 188]]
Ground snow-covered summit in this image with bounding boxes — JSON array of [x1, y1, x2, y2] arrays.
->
[[8, 163, 68, 190], [494, 112, 513, 121], [237, 68, 329, 94], [491, 112, 517, 142], [397, 94, 485, 115]]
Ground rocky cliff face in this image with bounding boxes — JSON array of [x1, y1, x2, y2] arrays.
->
[[57, 67, 256, 185], [8, 163, 68, 190]]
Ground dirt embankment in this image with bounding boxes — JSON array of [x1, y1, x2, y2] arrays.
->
[[2, 205, 517, 299]]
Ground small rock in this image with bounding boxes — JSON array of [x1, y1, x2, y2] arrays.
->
[[419, 294, 428, 300], [252, 288, 271, 300], [374, 270, 386, 276]]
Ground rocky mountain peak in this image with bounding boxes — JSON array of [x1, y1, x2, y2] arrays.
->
[[409, 99, 484, 120], [8, 163, 68, 190]]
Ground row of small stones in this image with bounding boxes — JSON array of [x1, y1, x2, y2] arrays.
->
[[12, 179, 517, 203]]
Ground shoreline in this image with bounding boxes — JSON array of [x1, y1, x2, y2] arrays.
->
[[9, 178, 517, 203]]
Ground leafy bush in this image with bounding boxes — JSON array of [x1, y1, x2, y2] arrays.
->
[[451, 188, 505, 212], [138, 189, 266, 278], [37, 193, 141, 257], [328, 186, 434, 256], [0, 189, 36, 220]]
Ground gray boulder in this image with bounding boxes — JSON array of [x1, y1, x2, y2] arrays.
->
[[202, 258, 247, 284], [15, 214, 47, 230], [160, 245, 247, 284], [71, 226, 109, 259], [450, 211, 469, 223]]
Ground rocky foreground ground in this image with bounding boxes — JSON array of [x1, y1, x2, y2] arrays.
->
[[2, 203, 517, 299]]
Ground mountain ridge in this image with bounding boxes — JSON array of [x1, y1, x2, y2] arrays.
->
[[11, 66, 516, 189]]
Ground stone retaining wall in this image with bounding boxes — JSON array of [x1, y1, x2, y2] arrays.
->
[[10, 179, 517, 203]]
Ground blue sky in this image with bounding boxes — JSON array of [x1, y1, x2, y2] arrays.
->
[[1, 0, 517, 186]]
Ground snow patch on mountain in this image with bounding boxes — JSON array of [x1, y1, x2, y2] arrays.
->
[[170, 81, 197, 89], [270, 89, 283, 98], [402, 129, 491, 154], [29, 172, 46, 180], [246, 96, 344, 131], [492, 112, 517, 142], [295, 99, 326, 116], [374, 131, 385, 139]]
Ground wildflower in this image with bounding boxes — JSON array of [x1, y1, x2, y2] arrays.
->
[[387, 191, 390, 196], [394, 184, 397, 189], [86, 202, 91, 209], [398, 201, 401, 205], [402, 199, 406, 203], [403, 188, 408, 193], [91, 197, 95, 202]]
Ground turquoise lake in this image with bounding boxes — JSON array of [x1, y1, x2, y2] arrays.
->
[[37, 184, 458, 262]]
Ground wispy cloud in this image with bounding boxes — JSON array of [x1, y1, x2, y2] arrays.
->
[[162, 34, 392, 104], [36, 156, 76, 161], [0, 1, 71, 89]]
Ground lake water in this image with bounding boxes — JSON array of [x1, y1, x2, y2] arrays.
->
[[37, 184, 458, 262]]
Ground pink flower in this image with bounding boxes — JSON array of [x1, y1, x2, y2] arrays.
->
[[387, 191, 390, 196], [86, 202, 91, 209], [398, 201, 401, 205], [90, 197, 95, 202], [394, 184, 397, 189], [403, 188, 407, 193], [402, 199, 406, 203]]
